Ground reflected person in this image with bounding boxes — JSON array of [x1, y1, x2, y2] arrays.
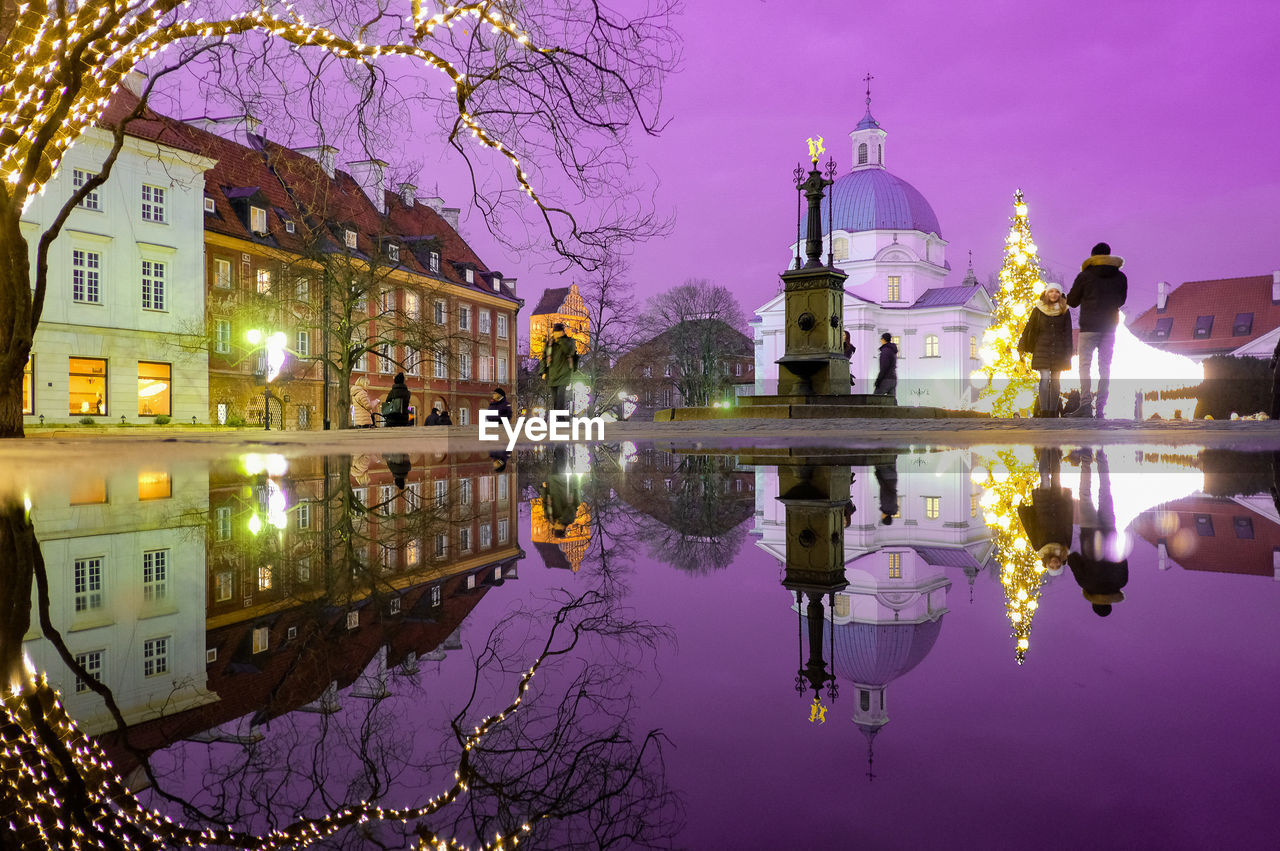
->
[[384, 453, 411, 490], [1016, 447, 1073, 575], [541, 445, 581, 538], [875, 461, 899, 526], [1069, 448, 1128, 616]]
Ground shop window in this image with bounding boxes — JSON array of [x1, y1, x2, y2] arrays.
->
[[69, 357, 107, 415], [22, 356, 33, 414], [137, 361, 171, 416], [138, 471, 171, 501]]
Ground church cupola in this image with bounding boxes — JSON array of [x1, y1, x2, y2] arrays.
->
[[849, 73, 886, 171]]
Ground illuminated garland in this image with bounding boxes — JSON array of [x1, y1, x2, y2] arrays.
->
[[0, 2, 549, 214], [1, 650, 544, 849], [974, 190, 1049, 417], [974, 449, 1046, 664]]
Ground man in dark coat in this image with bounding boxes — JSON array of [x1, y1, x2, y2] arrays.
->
[[383, 373, 412, 427], [1070, 447, 1128, 616], [541, 322, 579, 413], [873, 333, 898, 402], [1066, 242, 1127, 419], [874, 461, 899, 525], [488, 387, 514, 423], [423, 407, 441, 426]]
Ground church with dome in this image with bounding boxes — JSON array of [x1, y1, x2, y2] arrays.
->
[[751, 93, 994, 410]]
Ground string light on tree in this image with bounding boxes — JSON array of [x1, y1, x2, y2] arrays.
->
[[973, 190, 1049, 417]]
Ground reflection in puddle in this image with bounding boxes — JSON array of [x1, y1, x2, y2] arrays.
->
[[1, 443, 1277, 846]]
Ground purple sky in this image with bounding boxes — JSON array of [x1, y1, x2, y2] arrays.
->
[[452, 0, 1280, 327]]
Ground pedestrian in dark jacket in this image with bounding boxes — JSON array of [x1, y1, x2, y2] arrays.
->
[[439, 410, 453, 426], [842, 330, 857, 387], [874, 333, 898, 401], [1269, 337, 1280, 420], [423, 407, 441, 426], [488, 387, 513, 423], [874, 461, 899, 525], [541, 322, 579, 413], [383, 373, 412, 427], [1016, 448, 1073, 573], [1066, 242, 1127, 419], [1018, 281, 1073, 417]]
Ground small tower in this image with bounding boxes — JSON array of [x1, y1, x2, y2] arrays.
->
[[849, 73, 887, 171]]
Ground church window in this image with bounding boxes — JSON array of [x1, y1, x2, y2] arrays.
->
[[888, 552, 902, 579], [832, 236, 848, 261], [924, 335, 939, 358], [860, 690, 870, 712], [1153, 317, 1173, 339], [970, 336, 978, 359], [1233, 313, 1253, 336], [887, 276, 901, 301], [857, 143, 868, 165], [924, 496, 940, 519], [1193, 315, 1214, 339]]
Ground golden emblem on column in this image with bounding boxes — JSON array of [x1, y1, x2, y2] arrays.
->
[[807, 135, 825, 164]]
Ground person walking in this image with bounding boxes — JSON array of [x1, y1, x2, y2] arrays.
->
[[488, 387, 513, 423], [1017, 281, 1073, 417], [1066, 242, 1127, 419], [873, 333, 898, 401], [351, 376, 375, 428], [382, 373, 412, 427], [540, 322, 579, 414], [842, 330, 857, 387]]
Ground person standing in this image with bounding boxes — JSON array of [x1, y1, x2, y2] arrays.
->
[[488, 387, 513, 423], [1017, 281, 1073, 417], [540, 322, 579, 414], [1269, 337, 1280, 420], [1066, 242, 1127, 419], [383, 373, 412, 427], [1069, 447, 1128, 616], [351, 376, 375, 428], [873, 333, 898, 401], [1016, 447, 1074, 573], [842, 330, 856, 387]]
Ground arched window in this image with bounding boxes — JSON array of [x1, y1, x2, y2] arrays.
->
[[877, 144, 883, 164], [832, 236, 849, 261], [924, 334, 939, 357], [857, 142, 868, 165]]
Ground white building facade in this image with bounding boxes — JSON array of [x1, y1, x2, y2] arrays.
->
[[20, 125, 214, 425], [752, 103, 993, 410]]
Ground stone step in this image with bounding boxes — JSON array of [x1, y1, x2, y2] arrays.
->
[[738, 394, 894, 407]]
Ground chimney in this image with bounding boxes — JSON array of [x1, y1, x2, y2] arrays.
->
[[441, 206, 461, 231], [347, 159, 388, 214], [1156, 280, 1169, 311], [397, 182, 417, 206], [422, 195, 444, 213], [1273, 270, 1280, 303], [297, 145, 337, 179], [185, 114, 263, 149]]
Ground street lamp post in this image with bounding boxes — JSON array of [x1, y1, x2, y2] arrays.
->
[[248, 329, 289, 432]]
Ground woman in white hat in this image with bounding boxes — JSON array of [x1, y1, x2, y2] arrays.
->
[[1017, 281, 1073, 417]]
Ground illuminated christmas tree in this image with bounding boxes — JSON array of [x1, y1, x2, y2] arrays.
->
[[974, 449, 1047, 665], [975, 190, 1048, 417]]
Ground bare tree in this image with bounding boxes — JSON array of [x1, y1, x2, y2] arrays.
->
[[0, 0, 678, 437], [642, 280, 748, 408], [576, 255, 641, 416]]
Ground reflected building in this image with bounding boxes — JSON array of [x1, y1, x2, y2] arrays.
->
[[1134, 494, 1280, 580]]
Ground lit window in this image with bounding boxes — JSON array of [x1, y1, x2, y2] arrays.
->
[[22, 356, 33, 415], [141, 184, 166, 223], [74, 650, 104, 693], [143, 637, 169, 677], [405, 291, 420, 319], [252, 626, 269, 653], [344, 229, 357, 249], [256, 268, 272, 294], [1193, 316, 1213, 339], [250, 206, 267, 233], [69, 357, 107, 415], [970, 336, 978, 359], [971, 492, 979, 518], [73, 169, 100, 210], [833, 236, 848, 261], [924, 334, 939, 358], [142, 550, 168, 602], [215, 320, 232, 354], [1233, 313, 1253, 336], [216, 571, 232, 601], [215, 258, 232, 289], [296, 330, 309, 357], [887, 276, 901, 302], [924, 496, 940, 519], [258, 565, 273, 590], [72, 249, 101, 303], [137, 362, 171, 416], [429, 251, 441, 273], [406, 540, 420, 567], [69, 478, 107, 505], [496, 314, 509, 339], [137, 471, 171, 500], [74, 557, 104, 612], [888, 552, 902, 579]]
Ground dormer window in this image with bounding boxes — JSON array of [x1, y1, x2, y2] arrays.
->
[[465, 268, 475, 284], [344, 229, 357, 249], [250, 206, 267, 233], [492, 273, 502, 292], [387, 243, 400, 263], [1193, 315, 1214, 339], [1233, 313, 1253, 336], [284, 220, 295, 234], [429, 251, 441, 273], [203, 197, 216, 214]]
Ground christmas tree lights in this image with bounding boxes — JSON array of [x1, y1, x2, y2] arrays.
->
[[974, 190, 1049, 417], [973, 449, 1047, 665]]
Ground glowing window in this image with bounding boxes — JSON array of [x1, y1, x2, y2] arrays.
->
[[214, 258, 232, 289], [888, 552, 902, 579], [887, 276, 901, 302], [252, 626, 269, 654], [69, 478, 107, 505], [250, 206, 267, 233], [256, 268, 272, 294], [924, 496, 940, 519], [924, 335, 939, 358], [970, 336, 978, 359], [69, 357, 107, 415], [138, 471, 171, 500], [137, 362, 170, 416], [22, 356, 33, 415]]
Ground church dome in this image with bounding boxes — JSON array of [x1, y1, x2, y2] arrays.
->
[[829, 618, 943, 687], [814, 168, 943, 238]]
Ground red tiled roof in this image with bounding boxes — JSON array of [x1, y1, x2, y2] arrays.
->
[[1127, 275, 1278, 357], [1131, 496, 1279, 577]]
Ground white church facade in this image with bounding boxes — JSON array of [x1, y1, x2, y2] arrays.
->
[[752, 100, 994, 410]]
